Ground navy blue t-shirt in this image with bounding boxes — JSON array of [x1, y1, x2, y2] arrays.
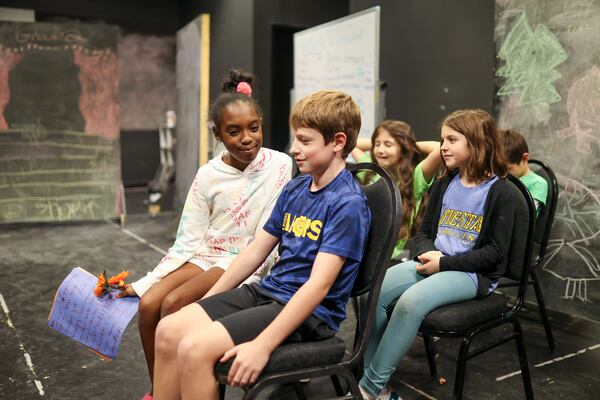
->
[[260, 169, 371, 331]]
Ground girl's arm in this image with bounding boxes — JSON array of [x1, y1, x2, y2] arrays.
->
[[416, 141, 443, 182], [130, 170, 210, 297], [204, 229, 279, 297], [350, 138, 371, 162]]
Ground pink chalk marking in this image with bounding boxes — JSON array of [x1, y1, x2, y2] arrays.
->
[[73, 49, 120, 140], [556, 65, 600, 155], [0, 51, 24, 130]]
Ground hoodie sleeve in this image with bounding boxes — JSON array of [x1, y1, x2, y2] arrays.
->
[[131, 169, 210, 297]]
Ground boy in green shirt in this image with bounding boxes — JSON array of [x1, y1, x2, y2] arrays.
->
[[502, 129, 548, 214]]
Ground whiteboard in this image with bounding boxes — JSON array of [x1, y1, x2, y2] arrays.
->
[[293, 7, 380, 139]]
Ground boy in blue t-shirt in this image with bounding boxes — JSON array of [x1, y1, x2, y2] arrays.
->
[[152, 91, 371, 399]]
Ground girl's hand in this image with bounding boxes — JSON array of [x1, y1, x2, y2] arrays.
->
[[418, 250, 443, 260], [116, 284, 138, 298], [220, 340, 271, 387], [416, 252, 443, 275]]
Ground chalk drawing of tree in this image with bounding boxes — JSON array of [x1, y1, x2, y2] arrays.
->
[[496, 13, 567, 106], [542, 178, 600, 303]]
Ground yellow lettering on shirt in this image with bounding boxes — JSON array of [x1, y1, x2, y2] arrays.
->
[[307, 220, 322, 240], [282, 212, 323, 241]]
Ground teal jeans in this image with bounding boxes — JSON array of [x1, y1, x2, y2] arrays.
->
[[359, 260, 477, 396]]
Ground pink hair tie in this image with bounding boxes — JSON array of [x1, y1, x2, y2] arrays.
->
[[236, 81, 252, 96]]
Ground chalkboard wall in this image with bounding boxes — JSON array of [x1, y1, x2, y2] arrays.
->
[[494, 1, 600, 322], [0, 22, 122, 223]]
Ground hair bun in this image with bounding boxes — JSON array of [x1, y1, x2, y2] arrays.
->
[[221, 68, 257, 96]]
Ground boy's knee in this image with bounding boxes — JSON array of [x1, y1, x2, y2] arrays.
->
[[176, 335, 217, 372], [154, 315, 180, 354]]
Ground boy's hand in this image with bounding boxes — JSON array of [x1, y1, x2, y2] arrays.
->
[[416, 251, 443, 275], [116, 284, 138, 298], [220, 339, 271, 387]]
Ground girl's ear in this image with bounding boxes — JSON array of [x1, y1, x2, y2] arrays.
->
[[333, 132, 347, 154], [208, 120, 217, 134]]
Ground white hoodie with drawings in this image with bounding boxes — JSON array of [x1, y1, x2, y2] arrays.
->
[[131, 147, 292, 297]]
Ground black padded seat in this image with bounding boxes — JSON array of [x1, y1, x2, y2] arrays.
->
[[387, 293, 508, 333], [420, 294, 507, 332], [215, 336, 346, 378]]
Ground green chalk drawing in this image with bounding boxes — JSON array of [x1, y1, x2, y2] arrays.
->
[[497, 13, 567, 106]]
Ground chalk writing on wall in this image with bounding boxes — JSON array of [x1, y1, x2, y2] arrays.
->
[[0, 22, 122, 223]]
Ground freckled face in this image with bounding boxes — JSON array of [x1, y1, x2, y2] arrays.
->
[[289, 127, 336, 175], [440, 125, 470, 170]]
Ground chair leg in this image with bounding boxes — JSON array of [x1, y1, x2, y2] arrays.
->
[[512, 318, 535, 400], [218, 383, 226, 400], [422, 333, 438, 379], [453, 332, 475, 400], [293, 381, 308, 400], [530, 269, 555, 350], [341, 369, 362, 399], [330, 374, 345, 396]]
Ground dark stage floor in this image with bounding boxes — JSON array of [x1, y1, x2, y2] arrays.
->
[[1, 211, 599, 399]]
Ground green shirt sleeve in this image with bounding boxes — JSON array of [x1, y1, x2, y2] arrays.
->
[[520, 171, 548, 215], [412, 160, 435, 200], [355, 152, 374, 183]]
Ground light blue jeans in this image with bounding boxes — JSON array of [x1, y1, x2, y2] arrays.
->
[[359, 260, 477, 396]]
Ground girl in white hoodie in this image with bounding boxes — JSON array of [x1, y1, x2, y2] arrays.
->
[[119, 69, 291, 400]]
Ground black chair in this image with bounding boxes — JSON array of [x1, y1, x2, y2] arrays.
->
[[497, 159, 559, 350], [215, 163, 402, 400], [390, 176, 536, 400]]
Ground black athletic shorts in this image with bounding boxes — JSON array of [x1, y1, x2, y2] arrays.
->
[[197, 283, 335, 345]]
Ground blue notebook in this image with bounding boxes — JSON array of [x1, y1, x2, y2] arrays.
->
[[48, 267, 139, 359]]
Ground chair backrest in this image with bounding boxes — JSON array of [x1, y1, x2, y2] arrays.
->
[[505, 175, 537, 312], [346, 163, 402, 363], [529, 159, 559, 266]]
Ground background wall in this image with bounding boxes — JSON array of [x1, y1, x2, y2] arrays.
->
[[180, 0, 254, 120], [349, 0, 496, 140], [251, 0, 349, 149], [181, 0, 349, 150], [1, 0, 180, 34]]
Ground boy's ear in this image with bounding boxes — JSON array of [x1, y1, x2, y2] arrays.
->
[[522, 152, 530, 162], [333, 132, 347, 154]]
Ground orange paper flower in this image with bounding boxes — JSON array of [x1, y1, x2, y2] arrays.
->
[[94, 270, 129, 297]]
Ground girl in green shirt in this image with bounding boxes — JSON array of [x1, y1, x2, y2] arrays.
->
[[351, 120, 442, 259]]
